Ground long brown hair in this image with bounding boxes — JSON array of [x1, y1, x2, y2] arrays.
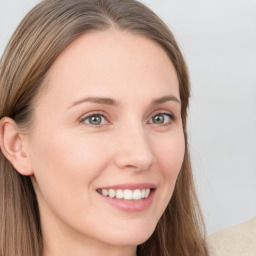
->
[[0, 0, 208, 255]]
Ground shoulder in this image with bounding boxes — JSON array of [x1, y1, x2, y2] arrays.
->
[[207, 217, 256, 256]]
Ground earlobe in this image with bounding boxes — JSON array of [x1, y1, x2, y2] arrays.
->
[[0, 117, 33, 176]]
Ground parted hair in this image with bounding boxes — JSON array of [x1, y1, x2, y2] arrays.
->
[[0, 0, 208, 255]]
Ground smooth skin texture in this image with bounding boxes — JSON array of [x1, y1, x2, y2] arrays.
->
[[0, 30, 185, 256]]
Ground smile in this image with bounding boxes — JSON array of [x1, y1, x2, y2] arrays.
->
[[97, 188, 151, 200]]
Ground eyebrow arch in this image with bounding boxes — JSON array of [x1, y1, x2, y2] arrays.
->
[[68, 95, 180, 109], [151, 95, 181, 105], [68, 97, 118, 109]]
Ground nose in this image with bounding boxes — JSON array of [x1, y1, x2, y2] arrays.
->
[[113, 125, 155, 172]]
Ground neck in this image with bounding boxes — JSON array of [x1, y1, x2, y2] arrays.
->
[[41, 216, 137, 256], [43, 242, 136, 256]]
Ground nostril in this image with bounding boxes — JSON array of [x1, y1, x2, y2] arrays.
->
[[113, 152, 154, 171]]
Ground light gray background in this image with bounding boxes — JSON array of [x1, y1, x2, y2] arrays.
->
[[0, 0, 255, 234]]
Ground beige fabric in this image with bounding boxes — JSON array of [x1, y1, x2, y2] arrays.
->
[[207, 217, 256, 256]]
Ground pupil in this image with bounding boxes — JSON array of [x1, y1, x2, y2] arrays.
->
[[153, 115, 164, 124], [89, 115, 101, 125]]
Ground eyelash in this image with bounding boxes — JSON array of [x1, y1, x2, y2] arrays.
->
[[80, 111, 175, 127]]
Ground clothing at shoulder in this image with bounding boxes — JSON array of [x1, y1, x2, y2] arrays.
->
[[207, 217, 256, 256]]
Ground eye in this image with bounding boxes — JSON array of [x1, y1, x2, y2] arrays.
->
[[149, 113, 174, 125], [81, 114, 108, 126]]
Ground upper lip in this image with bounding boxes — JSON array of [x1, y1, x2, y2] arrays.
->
[[97, 183, 156, 190]]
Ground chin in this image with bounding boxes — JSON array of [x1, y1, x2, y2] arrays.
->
[[103, 222, 156, 247]]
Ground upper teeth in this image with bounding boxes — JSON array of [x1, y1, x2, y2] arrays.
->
[[98, 188, 151, 200]]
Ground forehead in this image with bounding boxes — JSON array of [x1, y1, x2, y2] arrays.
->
[[38, 30, 179, 107]]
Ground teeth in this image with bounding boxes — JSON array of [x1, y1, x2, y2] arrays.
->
[[141, 189, 146, 198], [116, 189, 123, 199], [124, 189, 133, 200], [102, 189, 109, 196], [133, 189, 142, 200], [109, 189, 115, 198], [145, 188, 150, 198], [98, 188, 151, 200]]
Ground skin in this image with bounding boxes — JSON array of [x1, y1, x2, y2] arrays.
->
[[1, 30, 185, 256]]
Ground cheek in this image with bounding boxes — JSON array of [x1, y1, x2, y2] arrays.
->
[[156, 130, 185, 176], [31, 129, 105, 173], [29, 131, 113, 235], [154, 130, 185, 206], [29, 131, 108, 203]]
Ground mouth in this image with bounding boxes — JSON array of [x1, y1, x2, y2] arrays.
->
[[96, 184, 156, 212], [97, 188, 152, 200]]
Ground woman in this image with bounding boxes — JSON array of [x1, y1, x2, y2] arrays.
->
[[0, 0, 208, 255]]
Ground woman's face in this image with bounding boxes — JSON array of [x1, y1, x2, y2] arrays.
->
[[27, 30, 185, 254]]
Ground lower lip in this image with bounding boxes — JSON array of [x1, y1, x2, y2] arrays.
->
[[98, 190, 155, 212]]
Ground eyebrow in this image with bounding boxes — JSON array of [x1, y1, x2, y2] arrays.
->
[[151, 95, 181, 105], [68, 94, 180, 109], [68, 97, 118, 108]]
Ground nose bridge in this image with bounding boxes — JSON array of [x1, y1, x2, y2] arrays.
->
[[114, 119, 154, 170]]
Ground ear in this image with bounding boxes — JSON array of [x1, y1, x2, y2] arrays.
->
[[0, 117, 33, 176]]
